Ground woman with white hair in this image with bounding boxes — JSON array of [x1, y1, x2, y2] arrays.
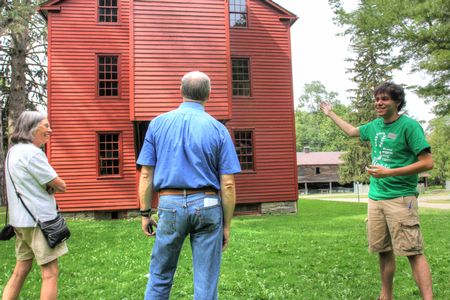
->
[[2, 111, 67, 300]]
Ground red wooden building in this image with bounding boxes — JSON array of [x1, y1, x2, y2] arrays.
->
[[39, 0, 298, 216]]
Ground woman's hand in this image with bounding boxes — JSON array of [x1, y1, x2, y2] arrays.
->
[[46, 185, 56, 194]]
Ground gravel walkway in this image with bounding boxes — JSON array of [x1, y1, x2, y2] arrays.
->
[[300, 193, 450, 210]]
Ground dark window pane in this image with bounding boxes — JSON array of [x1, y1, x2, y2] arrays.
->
[[233, 130, 254, 171], [98, 133, 121, 176], [232, 58, 250, 97], [99, 0, 118, 23], [98, 55, 119, 97]]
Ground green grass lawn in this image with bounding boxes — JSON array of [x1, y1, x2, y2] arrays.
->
[[1, 200, 449, 299], [301, 193, 365, 199]]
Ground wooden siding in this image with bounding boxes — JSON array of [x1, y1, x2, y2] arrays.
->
[[47, 0, 138, 211], [298, 165, 340, 183], [228, 0, 298, 203], [132, 0, 231, 121], [44, 0, 297, 211]]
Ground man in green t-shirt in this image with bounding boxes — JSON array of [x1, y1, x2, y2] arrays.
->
[[321, 82, 434, 300]]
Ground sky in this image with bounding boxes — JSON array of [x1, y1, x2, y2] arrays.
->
[[272, 0, 436, 126]]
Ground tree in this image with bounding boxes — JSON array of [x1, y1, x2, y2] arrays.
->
[[329, 0, 401, 183], [1, 0, 47, 204], [295, 81, 351, 152], [298, 80, 339, 112], [329, 0, 450, 117], [398, 0, 450, 116], [428, 116, 450, 187]]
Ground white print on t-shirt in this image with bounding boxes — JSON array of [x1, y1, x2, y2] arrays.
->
[[372, 131, 395, 167]]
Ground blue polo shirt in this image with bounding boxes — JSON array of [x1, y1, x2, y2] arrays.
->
[[137, 102, 241, 191]]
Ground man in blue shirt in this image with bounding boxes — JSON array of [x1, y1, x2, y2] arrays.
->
[[137, 71, 241, 300]]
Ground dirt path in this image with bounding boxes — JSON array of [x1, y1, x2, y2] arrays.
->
[[300, 192, 450, 210]]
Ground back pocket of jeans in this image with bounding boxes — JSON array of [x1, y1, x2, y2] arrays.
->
[[197, 205, 222, 233], [158, 208, 176, 234], [399, 220, 423, 252]]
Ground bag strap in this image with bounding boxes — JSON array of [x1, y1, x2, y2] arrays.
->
[[6, 150, 38, 222]]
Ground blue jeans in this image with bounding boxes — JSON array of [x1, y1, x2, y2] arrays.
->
[[145, 192, 223, 300]]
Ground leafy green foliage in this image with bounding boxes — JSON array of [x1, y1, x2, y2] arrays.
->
[[1, 201, 449, 299], [329, 0, 450, 117], [428, 116, 450, 186], [297, 81, 340, 112], [295, 82, 351, 151], [338, 139, 371, 184], [329, 0, 398, 183]]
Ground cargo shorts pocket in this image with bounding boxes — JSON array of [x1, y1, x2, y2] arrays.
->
[[397, 220, 423, 252], [157, 208, 176, 235]]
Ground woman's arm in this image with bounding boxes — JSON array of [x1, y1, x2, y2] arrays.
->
[[46, 177, 66, 193]]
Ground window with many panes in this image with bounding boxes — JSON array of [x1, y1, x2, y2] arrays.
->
[[229, 0, 247, 28], [98, 0, 118, 23], [232, 58, 250, 97], [234, 130, 254, 171], [98, 55, 119, 97], [98, 132, 121, 177]]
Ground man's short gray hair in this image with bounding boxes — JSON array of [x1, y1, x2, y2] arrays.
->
[[10, 111, 47, 145], [181, 71, 211, 101]]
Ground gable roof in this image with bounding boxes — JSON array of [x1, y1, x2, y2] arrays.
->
[[40, 0, 298, 25], [262, 0, 298, 26], [297, 152, 345, 166], [262, 0, 298, 25], [39, 0, 62, 18]]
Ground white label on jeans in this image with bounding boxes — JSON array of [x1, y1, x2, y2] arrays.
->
[[204, 198, 218, 207]]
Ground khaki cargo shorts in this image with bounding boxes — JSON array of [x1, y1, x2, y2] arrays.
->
[[14, 227, 68, 266], [367, 196, 424, 256]]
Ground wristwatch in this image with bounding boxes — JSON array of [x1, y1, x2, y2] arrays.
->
[[139, 209, 151, 217]]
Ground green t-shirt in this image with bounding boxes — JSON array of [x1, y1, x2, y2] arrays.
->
[[359, 115, 430, 200]]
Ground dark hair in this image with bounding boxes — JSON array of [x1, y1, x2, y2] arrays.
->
[[10, 111, 46, 145], [374, 82, 406, 111], [181, 71, 211, 101]]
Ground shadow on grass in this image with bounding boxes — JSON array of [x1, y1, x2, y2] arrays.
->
[[0, 200, 449, 299]]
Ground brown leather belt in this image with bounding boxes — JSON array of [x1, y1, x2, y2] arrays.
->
[[158, 188, 218, 196]]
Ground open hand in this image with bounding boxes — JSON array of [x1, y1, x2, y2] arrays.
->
[[320, 102, 333, 115], [366, 165, 392, 178]]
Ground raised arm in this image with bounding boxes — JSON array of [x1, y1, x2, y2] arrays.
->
[[220, 174, 236, 251], [320, 102, 360, 137]]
